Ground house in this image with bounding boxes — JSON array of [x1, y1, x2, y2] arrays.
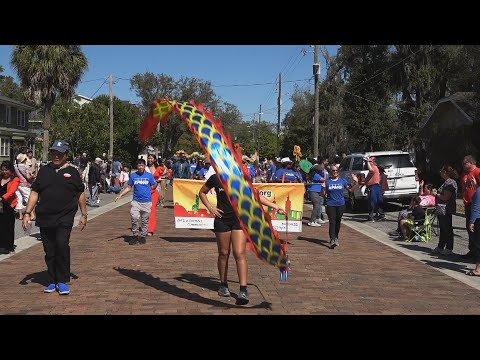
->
[[73, 94, 92, 107], [0, 95, 36, 163], [417, 92, 480, 175]]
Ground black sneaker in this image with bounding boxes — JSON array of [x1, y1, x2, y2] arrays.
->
[[236, 290, 249, 305], [128, 237, 140, 245]]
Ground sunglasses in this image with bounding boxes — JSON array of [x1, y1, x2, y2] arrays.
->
[[331, 169, 339, 172]]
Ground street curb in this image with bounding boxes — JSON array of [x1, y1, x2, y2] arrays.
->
[[341, 217, 480, 291], [0, 195, 133, 262], [303, 202, 480, 291]]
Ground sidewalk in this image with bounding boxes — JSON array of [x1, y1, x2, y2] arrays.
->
[[0, 188, 479, 314]]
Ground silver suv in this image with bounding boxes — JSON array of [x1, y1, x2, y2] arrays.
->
[[339, 151, 419, 210]]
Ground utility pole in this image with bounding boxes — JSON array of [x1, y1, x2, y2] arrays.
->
[[277, 73, 281, 157], [258, 104, 262, 160], [109, 74, 114, 161], [313, 45, 320, 159]]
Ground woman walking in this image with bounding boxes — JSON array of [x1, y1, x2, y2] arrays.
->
[[321, 165, 358, 249], [199, 172, 284, 305], [146, 154, 159, 236]]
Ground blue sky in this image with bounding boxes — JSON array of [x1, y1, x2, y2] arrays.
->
[[0, 45, 339, 121]]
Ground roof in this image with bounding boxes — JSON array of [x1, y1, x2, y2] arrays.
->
[[0, 95, 35, 110], [419, 92, 479, 137]]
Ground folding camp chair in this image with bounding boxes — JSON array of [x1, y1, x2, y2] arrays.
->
[[406, 207, 435, 243]]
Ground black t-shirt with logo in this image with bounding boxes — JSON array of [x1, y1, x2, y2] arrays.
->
[[205, 174, 236, 221], [32, 164, 85, 227]]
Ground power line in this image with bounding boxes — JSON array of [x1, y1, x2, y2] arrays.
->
[[80, 77, 107, 84], [344, 90, 428, 116], [114, 75, 310, 88], [90, 77, 108, 99], [352, 45, 444, 91]]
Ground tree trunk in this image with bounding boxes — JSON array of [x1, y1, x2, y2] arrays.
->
[[42, 104, 52, 162]]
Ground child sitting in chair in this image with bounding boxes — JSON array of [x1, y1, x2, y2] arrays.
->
[[398, 196, 425, 241]]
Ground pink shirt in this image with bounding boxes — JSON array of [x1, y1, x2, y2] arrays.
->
[[364, 162, 380, 187], [420, 194, 435, 207]]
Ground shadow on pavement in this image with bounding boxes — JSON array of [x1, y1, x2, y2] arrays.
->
[[421, 259, 471, 274], [19, 271, 79, 286], [114, 267, 272, 310], [108, 235, 137, 243], [175, 273, 219, 291], [160, 237, 215, 243], [297, 236, 331, 249]]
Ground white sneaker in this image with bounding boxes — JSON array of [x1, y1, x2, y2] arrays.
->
[[316, 219, 326, 224], [307, 222, 321, 227]]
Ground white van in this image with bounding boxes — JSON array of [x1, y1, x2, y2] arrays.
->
[[338, 151, 419, 210]]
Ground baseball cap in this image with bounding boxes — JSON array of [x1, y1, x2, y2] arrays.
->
[[49, 140, 69, 153], [281, 157, 293, 164]]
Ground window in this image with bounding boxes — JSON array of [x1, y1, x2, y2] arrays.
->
[[5, 106, 11, 124], [0, 137, 10, 156], [351, 156, 365, 171], [375, 155, 414, 169], [17, 109, 26, 127]]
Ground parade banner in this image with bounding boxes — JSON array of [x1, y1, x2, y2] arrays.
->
[[173, 179, 304, 231]]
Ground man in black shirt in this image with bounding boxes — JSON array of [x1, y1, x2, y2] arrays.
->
[[199, 173, 284, 305], [22, 140, 88, 295]]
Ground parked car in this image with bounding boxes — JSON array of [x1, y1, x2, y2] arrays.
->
[[338, 151, 419, 211]]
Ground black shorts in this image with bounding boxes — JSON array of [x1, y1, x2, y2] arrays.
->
[[213, 217, 242, 232]]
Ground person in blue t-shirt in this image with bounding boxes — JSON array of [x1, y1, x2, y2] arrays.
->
[[321, 165, 358, 249], [266, 158, 277, 182], [273, 157, 301, 183], [115, 158, 157, 245]]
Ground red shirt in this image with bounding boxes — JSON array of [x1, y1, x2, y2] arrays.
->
[[461, 167, 480, 205], [1, 177, 20, 209]]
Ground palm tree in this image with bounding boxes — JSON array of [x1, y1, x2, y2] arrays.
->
[[11, 45, 88, 161]]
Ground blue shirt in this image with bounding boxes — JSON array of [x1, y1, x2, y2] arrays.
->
[[470, 187, 480, 224], [267, 164, 276, 182], [128, 171, 156, 202], [112, 160, 122, 174], [190, 162, 197, 174], [324, 178, 349, 207], [249, 164, 255, 181], [309, 173, 322, 192], [274, 168, 300, 182], [196, 168, 207, 178]]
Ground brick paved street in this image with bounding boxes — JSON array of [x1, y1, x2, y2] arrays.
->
[[1, 188, 480, 315]]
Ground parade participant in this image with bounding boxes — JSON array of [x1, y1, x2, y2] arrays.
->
[[22, 140, 87, 295], [199, 173, 284, 305], [321, 166, 358, 248], [146, 154, 159, 236], [115, 158, 157, 245]]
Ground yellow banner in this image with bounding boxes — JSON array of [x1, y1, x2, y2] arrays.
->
[[173, 179, 304, 231]]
